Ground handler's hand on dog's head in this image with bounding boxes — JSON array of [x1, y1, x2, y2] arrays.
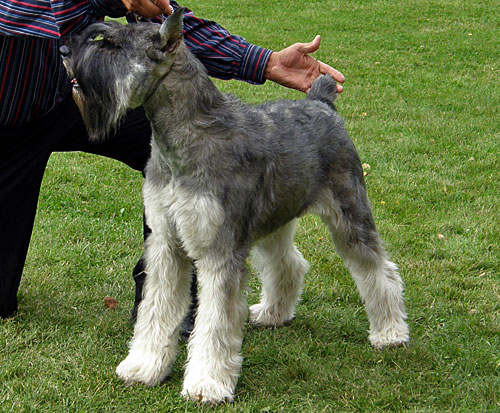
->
[[121, 0, 172, 18], [264, 35, 345, 94]]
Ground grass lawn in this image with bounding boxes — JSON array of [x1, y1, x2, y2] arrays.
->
[[1, 0, 499, 411]]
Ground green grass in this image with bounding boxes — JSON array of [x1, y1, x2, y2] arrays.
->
[[1, 0, 499, 411]]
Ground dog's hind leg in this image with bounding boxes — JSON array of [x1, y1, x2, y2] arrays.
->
[[317, 188, 409, 349], [116, 220, 192, 386], [249, 219, 309, 326], [182, 252, 248, 403]]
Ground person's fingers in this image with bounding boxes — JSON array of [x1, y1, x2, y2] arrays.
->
[[140, 0, 167, 16], [143, 4, 164, 17], [297, 35, 321, 55], [124, 0, 171, 17], [155, 0, 172, 15], [318, 61, 345, 84], [298, 36, 345, 92]]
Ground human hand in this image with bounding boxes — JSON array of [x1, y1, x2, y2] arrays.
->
[[264, 35, 345, 93], [121, 0, 172, 18]]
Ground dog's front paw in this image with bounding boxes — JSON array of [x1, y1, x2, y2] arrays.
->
[[182, 378, 235, 404], [369, 322, 410, 349], [116, 351, 171, 386], [249, 303, 293, 327]]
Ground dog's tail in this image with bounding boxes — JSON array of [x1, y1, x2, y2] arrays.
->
[[307, 75, 338, 108]]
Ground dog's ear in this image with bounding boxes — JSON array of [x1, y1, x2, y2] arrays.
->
[[159, 7, 184, 54]]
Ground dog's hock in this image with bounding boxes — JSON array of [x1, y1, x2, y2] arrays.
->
[[159, 7, 185, 54]]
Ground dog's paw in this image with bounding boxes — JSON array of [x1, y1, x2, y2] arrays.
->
[[249, 303, 293, 327], [182, 378, 235, 404], [116, 351, 170, 386], [369, 322, 410, 349]]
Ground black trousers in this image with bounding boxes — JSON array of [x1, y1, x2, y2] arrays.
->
[[1, 95, 152, 318]]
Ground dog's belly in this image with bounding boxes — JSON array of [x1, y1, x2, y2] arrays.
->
[[244, 182, 315, 241]]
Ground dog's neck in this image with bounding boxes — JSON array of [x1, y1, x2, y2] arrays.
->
[[142, 42, 231, 174], [143, 43, 226, 133]]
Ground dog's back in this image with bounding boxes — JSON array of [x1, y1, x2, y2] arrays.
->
[[213, 76, 360, 240]]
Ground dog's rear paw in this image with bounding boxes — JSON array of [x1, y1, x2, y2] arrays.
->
[[182, 379, 234, 404], [369, 322, 410, 349], [116, 351, 170, 386], [249, 303, 294, 327]]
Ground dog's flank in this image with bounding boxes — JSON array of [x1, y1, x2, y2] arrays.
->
[[63, 8, 409, 404]]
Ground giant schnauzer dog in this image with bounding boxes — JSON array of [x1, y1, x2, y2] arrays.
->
[[61, 8, 409, 403]]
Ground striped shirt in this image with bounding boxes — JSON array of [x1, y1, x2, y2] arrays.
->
[[0, 1, 271, 126]]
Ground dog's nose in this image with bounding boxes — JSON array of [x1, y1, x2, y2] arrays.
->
[[59, 45, 71, 57]]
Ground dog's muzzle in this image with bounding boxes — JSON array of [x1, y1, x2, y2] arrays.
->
[[59, 45, 80, 89]]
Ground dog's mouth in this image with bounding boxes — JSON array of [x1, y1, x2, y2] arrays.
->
[[70, 77, 80, 89]]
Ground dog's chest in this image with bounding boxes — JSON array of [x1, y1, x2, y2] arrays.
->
[[157, 180, 225, 258]]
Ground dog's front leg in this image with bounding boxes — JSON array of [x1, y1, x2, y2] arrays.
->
[[182, 253, 247, 404], [116, 226, 192, 386]]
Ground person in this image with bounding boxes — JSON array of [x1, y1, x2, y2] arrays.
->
[[0, 0, 345, 319]]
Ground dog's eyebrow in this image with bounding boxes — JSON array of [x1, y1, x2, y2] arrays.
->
[[79, 22, 113, 41]]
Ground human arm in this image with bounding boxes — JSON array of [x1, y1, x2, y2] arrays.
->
[[124, 2, 343, 92], [128, 3, 274, 84], [170, 4, 344, 93]]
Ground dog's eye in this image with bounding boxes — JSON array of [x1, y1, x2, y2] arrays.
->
[[89, 34, 121, 50], [91, 34, 105, 42]]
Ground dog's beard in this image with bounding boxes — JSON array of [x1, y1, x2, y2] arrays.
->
[[71, 78, 130, 141], [74, 91, 121, 140]]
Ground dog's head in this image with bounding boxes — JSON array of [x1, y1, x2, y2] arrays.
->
[[61, 8, 184, 140]]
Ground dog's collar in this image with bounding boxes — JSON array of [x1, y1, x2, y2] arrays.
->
[[144, 73, 168, 104]]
